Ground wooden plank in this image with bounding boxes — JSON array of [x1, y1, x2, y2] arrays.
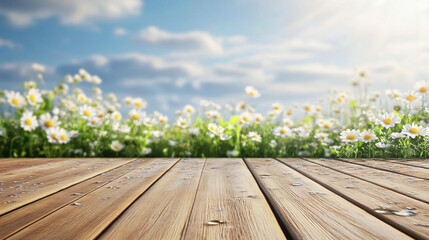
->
[[338, 158, 429, 180], [0, 158, 136, 215], [8, 158, 179, 240], [182, 158, 286, 240], [0, 158, 71, 174], [308, 158, 429, 204], [245, 158, 412, 240], [99, 158, 206, 240], [0, 159, 141, 239], [388, 159, 429, 170], [278, 158, 429, 240]]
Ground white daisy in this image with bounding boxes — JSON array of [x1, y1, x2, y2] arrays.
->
[[183, 105, 195, 114], [76, 93, 87, 104], [376, 112, 401, 129], [403, 91, 419, 103], [88, 117, 101, 127], [282, 118, 293, 127], [272, 102, 282, 112], [6, 91, 25, 108], [414, 81, 428, 94], [141, 147, 152, 155], [129, 109, 143, 121], [176, 117, 191, 128], [248, 132, 262, 142], [26, 89, 43, 105], [56, 129, 71, 144], [360, 130, 378, 143], [46, 127, 60, 144], [79, 105, 95, 119], [111, 111, 122, 122], [245, 86, 260, 98], [314, 132, 329, 141], [110, 141, 124, 152], [375, 141, 391, 148], [339, 129, 361, 143], [254, 113, 264, 124], [158, 115, 168, 124], [273, 126, 291, 138], [133, 98, 147, 108], [402, 123, 427, 138], [143, 117, 156, 127], [390, 132, 405, 139], [220, 134, 232, 141], [39, 113, 60, 130], [240, 112, 253, 125], [20, 111, 38, 131], [269, 140, 277, 148]]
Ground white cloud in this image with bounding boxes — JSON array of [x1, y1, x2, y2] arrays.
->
[[0, 0, 143, 27], [0, 38, 16, 49], [114, 27, 127, 36], [135, 26, 223, 57], [278, 63, 352, 77]]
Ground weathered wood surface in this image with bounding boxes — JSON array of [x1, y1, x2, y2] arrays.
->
[[1, 158, 428, 240]]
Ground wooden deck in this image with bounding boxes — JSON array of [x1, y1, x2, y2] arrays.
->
[[0, 158, 428, 240]]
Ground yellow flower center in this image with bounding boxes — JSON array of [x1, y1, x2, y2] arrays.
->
[[44, 120, 54, 128], [280, 129, 287, 134], [160, 118, 166, 123], [406, 95, 415, 101], [242, 116, 249, 122], [213, 115, 218, 119], [114, 145, 119, 150], [135, 102, 141, 107], [80, 97, 85, 101], [114, 114, 120, 120], [256, 117, 261, 122], [274, 106, 280, 110], [146, 121, 152, 125], [125, 100, 131, 104], [363, 134, 371, 140], [83, 110, 91, 117], [132, 114, 140, 120], [60, 135, 67, 141], [393, 93, 400, 98], [181, 121, 187, 125], [304, 106, 311, 111], [287, 111, 292, 116], [98, 113, 104, 118], [383, 118, 393, 125], [323, 124, 330, 129], [186, 108, 193, 113], [29, 94, 35, 102], [316, 107, 321, 112], [11, 98, 19, 105], [210, 127, 215, 131], [25, 119, 32, 126], [252, 135, 257, 139], [285, 122, 290, 126], [52, 133, 57, 140], [419, 86, 428, 93], [409, 128, 419, 134], [338, 97, 344, 103], [249, 91, 255, 96], [346, 134, 356, 140], [91, 120, 97, 125]]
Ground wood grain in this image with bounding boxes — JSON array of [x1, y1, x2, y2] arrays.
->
[[387, 159, 429, 169], [0, 159, 141, 239], [8, 158, 179, 240], [278, 158, 429, 240], [0, 158, 136, 215], [308, 158, 429, 204], [182, 158, 286, 240], [0, 158, 71, 174], [338, 158, 429, 180], [245, 158, 412, 240], [100, 158, 206, 240]]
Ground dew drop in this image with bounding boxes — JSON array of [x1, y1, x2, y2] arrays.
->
[[291, 183, 303, 186], [309, 191, 326, 195], [346, 185, 359, 189], [414, 223, 429, 227], [205, 220, 226, 225], [94, 181, 105, 184], [71, 193, 83, 196], [71, 202, 82, 206], [394, 210, 418, 217]]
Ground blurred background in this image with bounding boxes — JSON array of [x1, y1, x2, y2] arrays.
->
[[0, 0, 428, 114]]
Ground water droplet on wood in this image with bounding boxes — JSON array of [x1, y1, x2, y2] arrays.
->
[[205, 220, 226, 225], [71, 202, 82, 206], [394, 210, 418, 217], [291, 183, 303, 186]]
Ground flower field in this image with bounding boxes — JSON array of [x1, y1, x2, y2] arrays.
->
[[0, 65, 428, 158]]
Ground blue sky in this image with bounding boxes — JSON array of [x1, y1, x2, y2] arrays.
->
[[1, 0, 428, 113]]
